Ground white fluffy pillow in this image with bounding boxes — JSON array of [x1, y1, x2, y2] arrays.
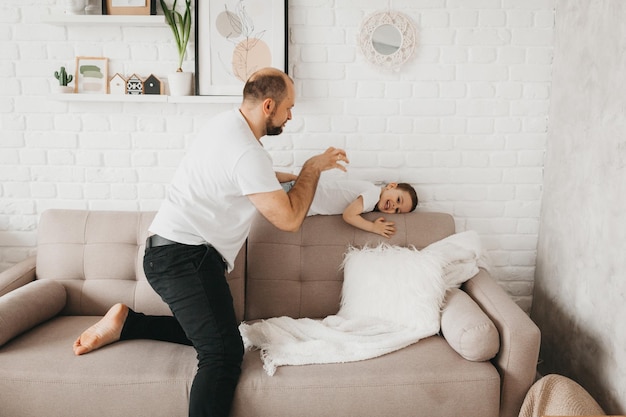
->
[[338, 244, 446, 332]]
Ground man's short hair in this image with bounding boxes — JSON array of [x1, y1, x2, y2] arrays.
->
[[243, 70, 289, 105]]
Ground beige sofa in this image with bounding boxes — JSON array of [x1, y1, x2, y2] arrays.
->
[[0, 209, 540, 417]]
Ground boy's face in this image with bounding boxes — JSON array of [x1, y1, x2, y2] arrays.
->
[[377, 184, 413, 214]]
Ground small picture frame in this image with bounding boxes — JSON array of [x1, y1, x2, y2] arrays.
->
[[74, 56, 109, 94], [103, 0, 156, 15]]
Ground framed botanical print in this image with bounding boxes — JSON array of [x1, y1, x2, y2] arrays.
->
[[74, 56, 109, 94], [195, 0, 287, 96]]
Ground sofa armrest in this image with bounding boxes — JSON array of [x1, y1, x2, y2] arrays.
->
[[0, 280, 67, 347], [0, 256, 36, 297], [462, 269, 541, 417]]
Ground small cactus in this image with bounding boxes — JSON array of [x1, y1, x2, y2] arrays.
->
[[54, 66, 73, 86]]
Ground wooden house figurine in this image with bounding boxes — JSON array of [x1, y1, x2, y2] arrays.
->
[[126, 74, 143, 95], [109, 73, 127, 95], [144, 74, 163, 95]]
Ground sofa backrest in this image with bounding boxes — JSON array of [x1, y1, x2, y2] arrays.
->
[[245, 211, 455, 320], [35, 209, 246, 321], [35, 209, 455, 323]]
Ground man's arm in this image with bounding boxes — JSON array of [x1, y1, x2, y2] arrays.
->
[[275, 171, 298, 183], [248, 147, 348, 232], [342, 197, 396, 238]]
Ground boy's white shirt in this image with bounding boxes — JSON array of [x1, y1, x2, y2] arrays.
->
[[306, 179, 380, 216]]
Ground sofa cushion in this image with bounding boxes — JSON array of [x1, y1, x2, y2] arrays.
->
[[0, 316, 196, 417], [441, 287, 500, 361], [0, 280, 66, 347], [33, 209, 246, 321], [339, 244, 445, 331], [245, 211, 456, 321], [233, 335, 500, 417]]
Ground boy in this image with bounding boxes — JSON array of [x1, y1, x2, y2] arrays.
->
[[281, 178, 418, 238]]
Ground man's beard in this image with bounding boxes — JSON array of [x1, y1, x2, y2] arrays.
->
[[266, 112, 284, 136]]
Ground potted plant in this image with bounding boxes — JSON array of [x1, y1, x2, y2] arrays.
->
[[160, 0, 193, 96], [54, 66, 74, 93]]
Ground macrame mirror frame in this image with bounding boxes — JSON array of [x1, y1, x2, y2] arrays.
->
[[358, 10, 417, 71]]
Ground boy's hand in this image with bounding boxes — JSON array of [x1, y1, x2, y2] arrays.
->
[[373, 217, 396, 238]]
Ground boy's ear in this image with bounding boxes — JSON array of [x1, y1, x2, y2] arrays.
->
[[385, 182, 398, 190]]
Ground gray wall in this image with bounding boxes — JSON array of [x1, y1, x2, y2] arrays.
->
[[533, 0, 626, 414]]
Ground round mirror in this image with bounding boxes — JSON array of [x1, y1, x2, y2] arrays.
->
[[372, 24, 402, 55], [358, 11, 417, 70]]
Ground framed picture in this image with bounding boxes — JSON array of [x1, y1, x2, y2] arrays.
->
[[74, 57, 109, 94], [103, 0, 156, 15], [195, 0, 287, 96]]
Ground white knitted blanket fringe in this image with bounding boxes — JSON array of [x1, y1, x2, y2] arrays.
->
[[239, 230, 489, 376]]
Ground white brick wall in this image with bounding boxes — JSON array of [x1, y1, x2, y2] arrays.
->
[[0, 0, 556, 311]]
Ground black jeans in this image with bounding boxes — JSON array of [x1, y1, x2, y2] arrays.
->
[[121, 242, 244, 417]]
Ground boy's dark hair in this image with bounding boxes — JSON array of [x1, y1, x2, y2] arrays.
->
[[398, 183, 419, 212], [373, 183, 419, 213]]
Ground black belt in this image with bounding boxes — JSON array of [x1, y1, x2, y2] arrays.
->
[[146, 234, 180, 248]]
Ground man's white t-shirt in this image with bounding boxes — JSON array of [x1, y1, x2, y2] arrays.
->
[[307, 179, 381, 216], [149, 109, 281, 271]]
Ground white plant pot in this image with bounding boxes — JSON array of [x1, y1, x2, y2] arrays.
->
[[168, 72, 193, 96], [55, 85, 74, 94], [64, 0, 85, 14]]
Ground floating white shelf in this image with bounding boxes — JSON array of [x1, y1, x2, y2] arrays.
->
[[51, 93, 167, 103], [168, 95, 242, 104], [42, 13, 242, 105], [50, 94, 242, 104], [40, 14, 166, 26]]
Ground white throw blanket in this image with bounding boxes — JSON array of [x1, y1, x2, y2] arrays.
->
[[423, 229, 490, 288], [239, 230, 488, 376]]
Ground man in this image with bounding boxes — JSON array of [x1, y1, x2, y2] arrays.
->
[[72, 67, 348, 417]]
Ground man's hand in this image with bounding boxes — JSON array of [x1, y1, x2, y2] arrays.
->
[[304, 147, 349, 173], [372, 217, 396, 238]]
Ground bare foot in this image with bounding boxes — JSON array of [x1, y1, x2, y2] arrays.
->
[[73, 303, 129, 356]]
